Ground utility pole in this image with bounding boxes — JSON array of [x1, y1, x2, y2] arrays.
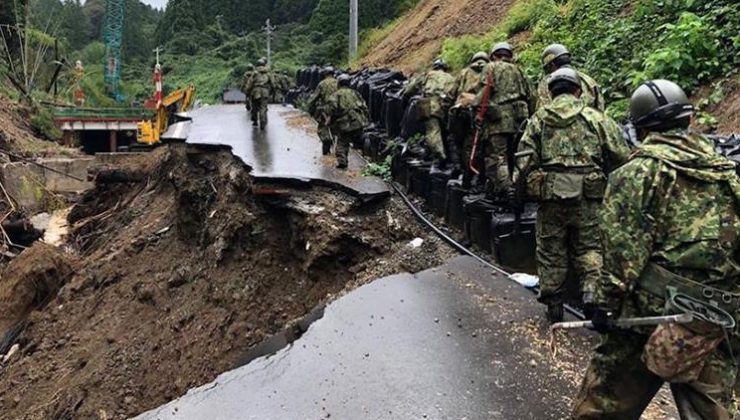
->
[[349, 0, 358, 60], [262, 19, 275, 66], [153, 46, 164, 66]]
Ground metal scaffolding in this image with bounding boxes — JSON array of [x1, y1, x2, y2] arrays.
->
[[103, 0, 125, 101]]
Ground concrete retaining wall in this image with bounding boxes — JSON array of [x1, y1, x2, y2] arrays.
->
[[1, 153, 148, 213]]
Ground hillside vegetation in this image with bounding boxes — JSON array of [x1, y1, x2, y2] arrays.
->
[[360, 0, 739, 128]]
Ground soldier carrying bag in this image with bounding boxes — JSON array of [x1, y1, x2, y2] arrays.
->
[[525, 167, 606, 203], [637, 263, 738, 383]]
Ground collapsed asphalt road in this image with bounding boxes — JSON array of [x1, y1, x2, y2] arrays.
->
[[0, 105, 676, 419], [168, 104, 389, 201]]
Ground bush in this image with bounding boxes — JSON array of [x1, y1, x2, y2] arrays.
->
[[440, 0, 740, 104], [634, 12, 721, 91]]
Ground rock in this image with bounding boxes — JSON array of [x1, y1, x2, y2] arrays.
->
[[167, 266, 190, 289], [136, 284, 156, 303], [3, 344, 20, 363]]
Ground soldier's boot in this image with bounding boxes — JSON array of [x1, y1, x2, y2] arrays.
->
[[336, 135, 350, 169], [322, 141, 332, 156], [546, 302, 564, 324]]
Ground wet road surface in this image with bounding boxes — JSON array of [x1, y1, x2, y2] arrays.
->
[[136, 256, 597, 420], [171, 104, 389, 200]]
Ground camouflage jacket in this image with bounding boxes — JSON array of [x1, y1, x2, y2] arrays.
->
[[536, 66, 604, 111], [476, 61, 533, 134], [451, 61, 487, 105], [279, 74, 292, 91], [588, 130, 740, 315], [245, 65, 275, 100], [307, 77, 338, 118], [328, 87, 369, 134], [513, 94, 629, 187], [241, 70, 255, 94], [401, 69, 456, 118]]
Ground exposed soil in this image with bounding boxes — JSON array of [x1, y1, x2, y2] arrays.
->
[[359, 0, 517, 74], [0, 96, 67, 161], [704, 74, 740, 134], [0, 143, 455, 419]]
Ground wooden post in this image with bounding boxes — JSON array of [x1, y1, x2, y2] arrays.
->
[[109, 131, 118, 152], [63, 131, 74, 147]]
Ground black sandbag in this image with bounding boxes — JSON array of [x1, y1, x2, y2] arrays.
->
[[429, 167, 453, 217], [400, 96, 424, 139], [445, 179, 467, 231], [385, 90, 404, 139], [463, 195, 497, 253], [491, 204, 537, 271]]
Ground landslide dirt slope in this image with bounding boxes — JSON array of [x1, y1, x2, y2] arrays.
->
[[359, 0, 516, 74], [0, 96, 64, 161], [0, 144, 454, 419]]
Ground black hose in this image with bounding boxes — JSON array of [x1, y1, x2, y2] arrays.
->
[[391, 181, 510, 276], [390, 180, 584, 319]]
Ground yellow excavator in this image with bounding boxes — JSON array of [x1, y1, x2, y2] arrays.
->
[[137, 84, 196, 145]]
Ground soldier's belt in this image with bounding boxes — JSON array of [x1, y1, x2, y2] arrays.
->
[[540, 165, 600, 174], [637, 263, 740, 312]]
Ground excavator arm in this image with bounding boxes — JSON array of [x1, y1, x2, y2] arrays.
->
[[137, 84, 196, 145]]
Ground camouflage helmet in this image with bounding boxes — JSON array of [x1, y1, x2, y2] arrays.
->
[[432, 59, 449, 71], [470, 51, 490, 64], [629, 80, 694, 128], [337, 73, 352, 87], [246, 63, 254, 71], [541, 44, 570, 68], [491, 42, 513, 57], [547, 67, 581, 92], [257, 57, 267, 66]]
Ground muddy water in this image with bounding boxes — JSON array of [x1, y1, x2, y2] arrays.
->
[[43, 208, 71, 246]]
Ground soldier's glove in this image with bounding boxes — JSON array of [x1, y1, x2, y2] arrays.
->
[[583, 292, 615, 334], [589, 309, 615, 334]]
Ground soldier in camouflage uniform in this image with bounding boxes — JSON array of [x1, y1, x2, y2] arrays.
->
[[307, 67, 338, 155], [245, 57, 276, 129], [572, 80, 740, 419], [241, 64, 256, 119], [475, 42, 533, 198], [401, 59, 456, 166], [512, 68, 630, 323], [328, 74, 369, 169], [273, 70, 292, 103], [449, 51, 489, 184], [536, 44, 604, 111]]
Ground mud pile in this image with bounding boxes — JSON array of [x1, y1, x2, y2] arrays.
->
[[0, 143, 453, 419]]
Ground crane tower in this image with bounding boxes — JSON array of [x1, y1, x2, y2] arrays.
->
[[103, 0, 126, 100]]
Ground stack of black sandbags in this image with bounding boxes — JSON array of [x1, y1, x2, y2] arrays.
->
[[712, 134, 740, 173], [384, 86, 405, 139], [490, 204, 537, 271]]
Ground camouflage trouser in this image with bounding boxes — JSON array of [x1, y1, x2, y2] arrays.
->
[[573, 329, 736, 419], [336, 129, 361, 166], [251, 98, 269, 128], [536, 200, 602, 304], [317, 122, 333, 154], [424, 117, 446, 160], [483, 132, 513, 197]]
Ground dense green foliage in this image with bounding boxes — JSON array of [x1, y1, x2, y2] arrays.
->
[[440, 0, 740, 118], [149, 0, 418, 102], [3, 0, 419, 106]]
